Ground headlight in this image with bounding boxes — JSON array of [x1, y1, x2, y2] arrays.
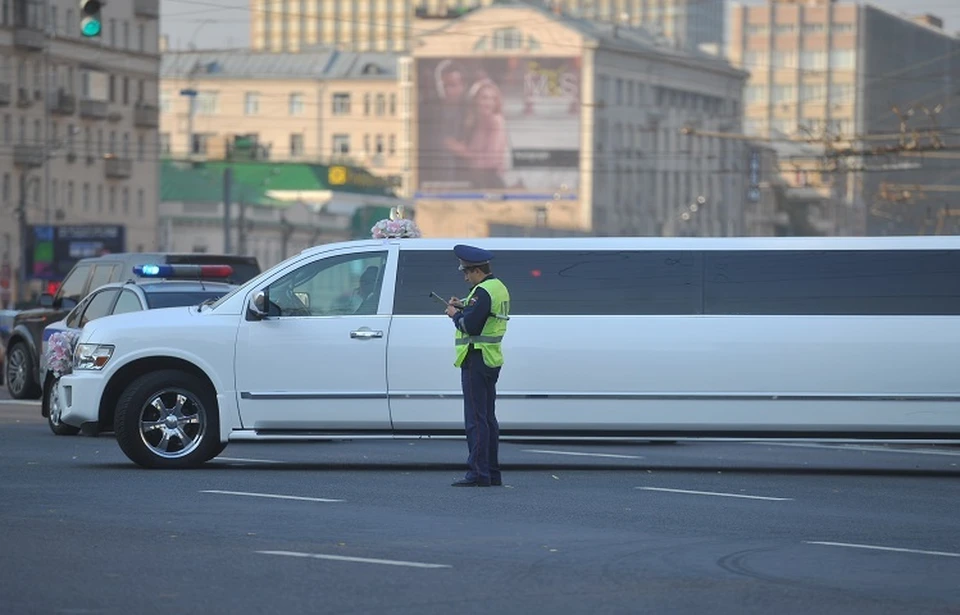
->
[[74, 344, 115, 371]]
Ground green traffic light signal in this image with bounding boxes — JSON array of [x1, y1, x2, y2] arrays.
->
[[79, 0, 102, 38], [81, 19, 101, 37]]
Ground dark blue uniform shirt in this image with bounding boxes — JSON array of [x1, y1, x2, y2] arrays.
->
[[451, 275, 497, 336]]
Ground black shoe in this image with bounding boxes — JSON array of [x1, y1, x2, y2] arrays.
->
[[451, 478, 491, 487]]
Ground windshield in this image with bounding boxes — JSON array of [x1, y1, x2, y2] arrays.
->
[[205, 251, 314, 310], [145, 291, 232, 310]]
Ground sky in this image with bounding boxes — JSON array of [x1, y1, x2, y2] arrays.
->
[[160, 0, 960, 51]]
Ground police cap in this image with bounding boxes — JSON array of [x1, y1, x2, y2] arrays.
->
[[454, 244, 493, 269]]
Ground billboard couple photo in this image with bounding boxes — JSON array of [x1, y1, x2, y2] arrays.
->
[[417, 56, 581, 197]]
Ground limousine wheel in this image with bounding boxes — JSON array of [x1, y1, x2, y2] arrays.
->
[[45, 376, 79, 436], [115, 370, 221, 469]]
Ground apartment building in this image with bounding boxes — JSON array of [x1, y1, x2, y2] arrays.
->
[[250, 0, 723, 55], [406, 2, 747, 238], [730, 0, 960, 235], [159, 49, 403, 188], [0, 0, 162, 306]]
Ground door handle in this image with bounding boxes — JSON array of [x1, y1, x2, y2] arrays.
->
[[350, 328, 383, 339]]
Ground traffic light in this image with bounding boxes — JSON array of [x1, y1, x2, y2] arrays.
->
[[79, 0, 102, 37]]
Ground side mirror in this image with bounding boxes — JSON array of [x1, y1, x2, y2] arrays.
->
[[38, 294, 55, 308], [248, 289, 269, 320]]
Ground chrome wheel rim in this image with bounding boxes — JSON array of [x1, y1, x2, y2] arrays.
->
[[139, 388, 206, 459], [7, 347, 27, 395]]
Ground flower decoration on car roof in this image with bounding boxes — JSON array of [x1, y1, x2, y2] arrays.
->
[[371, 205, 422, 239]]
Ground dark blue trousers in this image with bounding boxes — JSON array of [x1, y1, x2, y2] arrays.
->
[[461, 350, 501, 485]]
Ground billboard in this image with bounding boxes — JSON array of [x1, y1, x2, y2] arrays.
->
[[28, 225, 126, 281], [416, 56, 581, 199]]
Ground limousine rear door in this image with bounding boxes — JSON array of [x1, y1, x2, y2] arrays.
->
[[234, 246, 397, 432]]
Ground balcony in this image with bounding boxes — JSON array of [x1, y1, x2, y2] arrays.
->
[[104, 156, 133, 179], [0, 84, 10, 106], [14, 144, 45, 168], [134, 0, 159, 18], [48, 90, 76, 116], [14, 25, 46, 51], [134, 103, 159, 128], [79, 99, 109, 120]]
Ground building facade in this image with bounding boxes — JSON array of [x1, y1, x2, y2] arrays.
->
[[730, 0, 960, 235], [406, 2, 747, 238], [250, 0, 723, 55], [0, 0, 162, 307], [159, 49, 403, 189]]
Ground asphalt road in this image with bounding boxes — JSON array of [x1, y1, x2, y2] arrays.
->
[[1, 398, 959, 615]]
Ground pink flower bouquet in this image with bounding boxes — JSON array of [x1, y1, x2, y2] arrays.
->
[[371, 217, 421, 239], [44, 330, 80, 378]]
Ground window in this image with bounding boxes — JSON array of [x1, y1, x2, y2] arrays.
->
[[196, 91, 218, 115], [244, 92, 259, 115], [66, 181, 74, 209], [289, 93, 304, 115], [82, 183, 90, 211], [332, 92, 350, 115], [833, 23, 854, 33], [744, 84, 766, 104], [122, 77, 129, 105], [831, 49, 855, 69], [389, 94, 396, 115], [388, 134, 396, 155], [393, 250, 702, 316], [122, 20, 129, 49], [79, 289, 120, 327], [771, 84, 795, 103], [703, 251, 960, 315], [290, 133, 304, 157], [332, 134, 350, 155], [90, 263, 120, 290], [830, 83, 853, 102], [375, 134, 384, 155], [112, 290, 142, 315], [375, 94, 385, 116], [55, 264, 91, 306], [122, 187, 129, 214], [137, 135, 144, 160], [802, 23, 825, 34], [363, 93, 371, 115], [801, 83, 825, 102], [263, 251, 388, 317], [137, 189, 144, 216], [2, 114, 9, 143], [2, 173, 9, 203], [800, 51, 827, 70], [138, 24, 145, 52], [492, 27, 522, 50], [109, 186, 115, 213], [772, 51, 797, 68], [363, 134, 370, 153]]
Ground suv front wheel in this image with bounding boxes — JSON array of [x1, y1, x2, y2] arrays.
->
[[114, 370, 222, 469], [6, 342, 41, 400]]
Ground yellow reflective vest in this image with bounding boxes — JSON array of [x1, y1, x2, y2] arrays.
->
[[454, 277, 510, 368]]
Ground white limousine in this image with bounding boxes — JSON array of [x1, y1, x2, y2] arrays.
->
[[57, 236, 960, 468]]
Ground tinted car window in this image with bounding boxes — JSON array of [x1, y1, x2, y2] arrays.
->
[[79, 289, 120, 327], [65, 295, 93, 328], [144, 291, 233, 310], [266, 252, 388, 317], [112, 290, 143, 315], [703, 250, 960, 315], [394, 250, 702, 315], [56, 264, 92, 306], [87, 264, 119, 293]]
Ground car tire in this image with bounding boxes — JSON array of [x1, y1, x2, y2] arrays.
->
[[44, 376, 80, 436], [115, 369, 221, 469], [6, 342, 41, 400]]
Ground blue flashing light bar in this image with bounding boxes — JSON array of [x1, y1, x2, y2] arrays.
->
[[133, 264, 234, 279]]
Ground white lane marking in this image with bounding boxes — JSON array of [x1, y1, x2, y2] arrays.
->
[[637, 487, 793, 501], [215, 457, 284, 464], [751, 442, 960, 457], [200, 490, 343, 503], [523, 449, 643, 460], [0, 400, 41, 406], [806, 541, 960, 558], [256, 550, 451, 569]]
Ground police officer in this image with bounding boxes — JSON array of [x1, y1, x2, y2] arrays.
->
[[445, 244, 511, 487]]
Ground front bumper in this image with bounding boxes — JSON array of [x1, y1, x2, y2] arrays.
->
[[58, 372, 107, 431]]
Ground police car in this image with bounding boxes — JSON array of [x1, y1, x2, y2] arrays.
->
[[42, 264, 238, 436]]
